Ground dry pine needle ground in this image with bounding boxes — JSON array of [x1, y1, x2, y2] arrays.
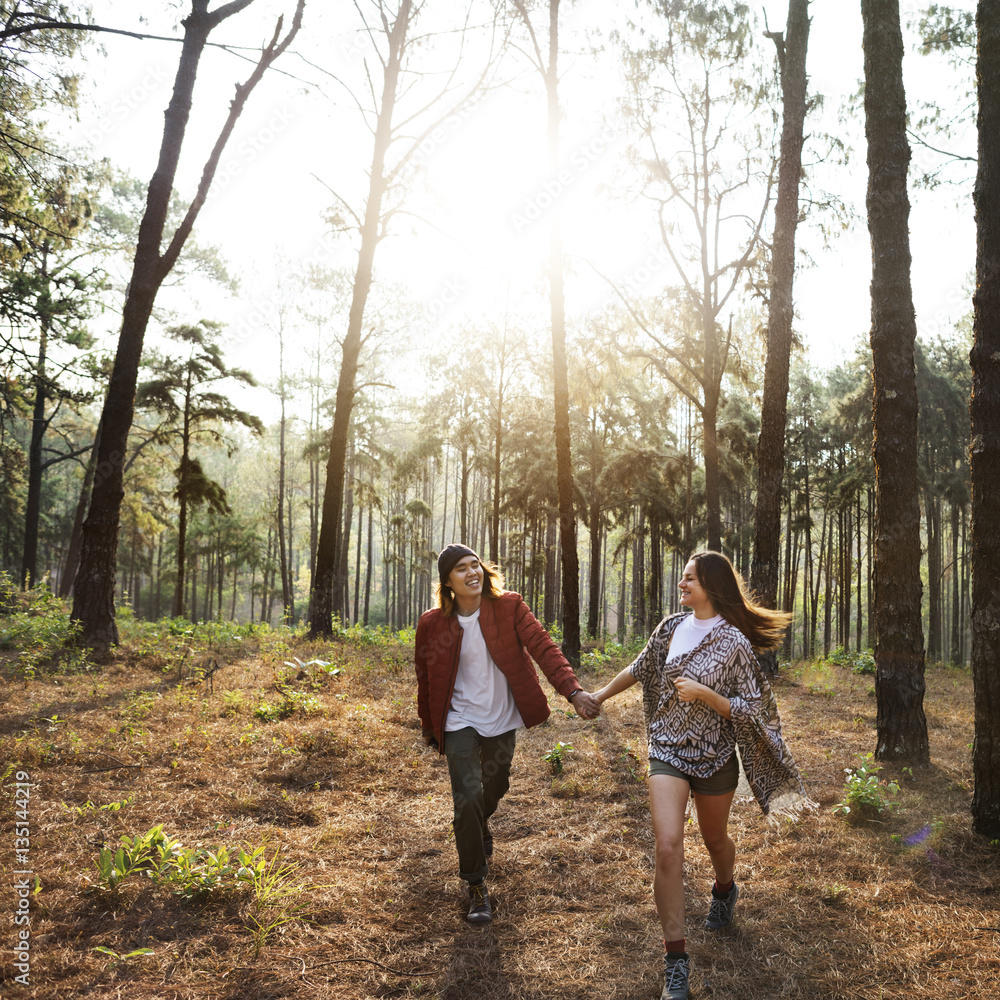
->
[[1, 629, 998, 1000]]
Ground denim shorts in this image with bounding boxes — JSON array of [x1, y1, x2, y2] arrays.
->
[[647, 752, 739, 795]]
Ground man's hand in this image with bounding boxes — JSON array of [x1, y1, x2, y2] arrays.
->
[[571, 690, 601, 720]]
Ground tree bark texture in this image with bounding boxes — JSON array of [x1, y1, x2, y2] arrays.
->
[[72, 13, 212, 650], [20, 258, 49, 589], [71, 0, 302, 652], [970, 0, 1000, 839], [861, 0, 929, 764], [587, 496, 601, 638], [750, 0, 810, 675], [545, 0, 580, 665], [58, 422, 101, 597], [310, 0, 410, 637]]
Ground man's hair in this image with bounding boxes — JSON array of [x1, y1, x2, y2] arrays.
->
[[435, 558, 506, 615]]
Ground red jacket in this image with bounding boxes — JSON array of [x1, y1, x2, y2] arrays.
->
[[415, 591, 581, 751]]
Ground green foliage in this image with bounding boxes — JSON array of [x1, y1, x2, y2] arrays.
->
[[254, 689, 323, 722], [833, 753, 901, 821], [914, 4, 975, 55], [580, 637, 644, 672], [0, 581, 88, 677], [827, 646, 876, 675], [543, 741, 574, 775], [92, 946, 155, 966], [244, 848, 309, 957], [67, 795, 135, 817], [91, 824, 281, 902], [283, 655, 341, 680]]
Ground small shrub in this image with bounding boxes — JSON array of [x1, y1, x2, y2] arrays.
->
[[833, 752, 900, 821], [828, 646, 876, 675], [0, 584, 86, 678], [543, 741, 574, 775], [91, 825, 273, 900], [244, 848, 309, 957], [254, 689, 324, 722]]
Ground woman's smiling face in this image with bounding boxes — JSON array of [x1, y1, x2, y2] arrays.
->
[[678, 559, 715, 618]]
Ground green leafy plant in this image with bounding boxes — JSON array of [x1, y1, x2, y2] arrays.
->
[[94, 826, 170, 890], [833, 752, 901, 821], [0, 583, 89, 678], [69, 795, 136, 817], [244, 848, 309, 957], [92, 945, 154, 967], [828, 645, 876, 675], [543, 741, 574, 775], [92, 825, 270, 900], [254, 687, 325, 722], [283, 655, 341, 680]]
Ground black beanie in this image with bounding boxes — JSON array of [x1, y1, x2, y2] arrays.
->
[[437, 544, 478, 586]]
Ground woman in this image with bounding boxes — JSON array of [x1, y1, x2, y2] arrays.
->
[[594, 551, 811, 1000], [415, 543, 599, 924]]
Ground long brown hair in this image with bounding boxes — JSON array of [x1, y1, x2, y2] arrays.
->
[[435, 559, 506, 616], [688, 550, 791, 651]]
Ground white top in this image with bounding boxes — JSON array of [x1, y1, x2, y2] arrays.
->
[[445, 608, 525, 736], [666, 611, 724, 660]]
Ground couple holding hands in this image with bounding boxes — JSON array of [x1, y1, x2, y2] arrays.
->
[[414, 543, 811, 1000]]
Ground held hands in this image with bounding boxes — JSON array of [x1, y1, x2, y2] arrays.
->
[[571, 690, 601, 720]]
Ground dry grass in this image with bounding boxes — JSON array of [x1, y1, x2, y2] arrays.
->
[[1, 628, 998, 999]]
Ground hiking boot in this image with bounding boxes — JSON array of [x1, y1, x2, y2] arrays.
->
[[705, 880, 740, 930], [661, 952, 690, 1000], [483, 820, 493, 857], [467, 881, 492, 924]]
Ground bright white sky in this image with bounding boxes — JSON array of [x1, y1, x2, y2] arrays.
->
[[58, 0, 977, 406]]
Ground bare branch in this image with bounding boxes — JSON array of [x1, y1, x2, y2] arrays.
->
[[158, 1, 306, 278]]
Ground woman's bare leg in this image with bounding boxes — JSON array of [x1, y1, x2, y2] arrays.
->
[[691, 788, 736, 886], [648, 775, 693, 941]]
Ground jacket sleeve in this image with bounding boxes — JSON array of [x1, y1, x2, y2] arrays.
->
[[414, 615, 435, 743], [512, 596, 580, 698]]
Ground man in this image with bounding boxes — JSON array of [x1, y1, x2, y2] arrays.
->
[[415, 543, 599, 923]]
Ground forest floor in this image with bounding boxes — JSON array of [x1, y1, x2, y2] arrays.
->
[[0, 604, 998, 1000]]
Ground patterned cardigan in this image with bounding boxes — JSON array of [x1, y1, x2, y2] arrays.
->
[[629, 613, 813, 818]]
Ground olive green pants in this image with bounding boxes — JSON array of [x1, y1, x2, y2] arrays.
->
[[443, 727, 517, 884]]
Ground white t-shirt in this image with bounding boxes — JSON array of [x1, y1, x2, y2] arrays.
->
[[445, 607, 525, 736], [666, 611, 724, 660]]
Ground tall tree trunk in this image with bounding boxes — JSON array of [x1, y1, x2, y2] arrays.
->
[[20, 243, 51, 589], [354, 502, 363, 623], [970, 0, 1000, 838], [950, 499, 961, 664], [59, 422, 101, 598], [340, 442, 355, 622], [363, 502, 373, 626], [310, 0, 411, 637], [544, 514, 557, 625], [751, 0, 810, 671], [545, 0, 580, 665], [172, 385, 193, 619], [587, 496, 601, 638], [702, 322, 723, 553], [71, 1, 302, 652], [862, 0, 929, 764], [926, 486, 941, 661], [857, 489, 864, 651], [617, 539, 629, 642], [490, 366, 504, 564], [277, 329, 291, 617]]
